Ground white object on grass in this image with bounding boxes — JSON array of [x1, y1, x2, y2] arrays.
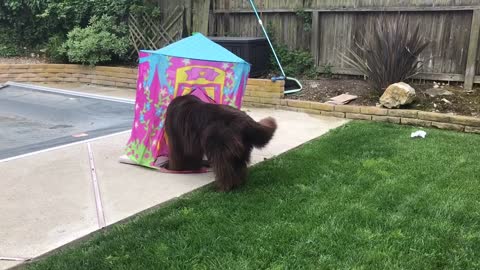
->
[[411, 130, 427, 139]]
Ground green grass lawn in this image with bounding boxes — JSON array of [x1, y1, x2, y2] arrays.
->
[[27, 122, 480, 270]]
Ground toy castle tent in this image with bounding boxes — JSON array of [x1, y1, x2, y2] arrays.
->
[[122, 33, 251, 168]]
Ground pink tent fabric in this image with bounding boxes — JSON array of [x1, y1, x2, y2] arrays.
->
[[124, 34, 251, 168]]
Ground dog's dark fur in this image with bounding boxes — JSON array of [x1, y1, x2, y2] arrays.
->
[[165, 95, 277, 191]]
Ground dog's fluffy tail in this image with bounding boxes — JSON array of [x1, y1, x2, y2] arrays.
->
[[245, 117, 277, 149]]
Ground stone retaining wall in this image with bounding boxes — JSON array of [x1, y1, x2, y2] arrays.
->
[[242, 78, 479, 135], [243, 79, 284, 106], [0, 64, 286, 104], [0, 64, 138, 89], [1, 64, 478, 134], [274, 99, 480, 134]]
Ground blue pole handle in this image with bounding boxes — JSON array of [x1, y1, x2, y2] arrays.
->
[[249, 0, 286, 78], [271, 76, 285, 82]]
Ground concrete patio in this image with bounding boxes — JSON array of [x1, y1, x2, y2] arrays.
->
[[0, 83, 349, 269]]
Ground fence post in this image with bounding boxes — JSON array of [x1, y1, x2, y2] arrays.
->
[[465, 9, 480, 90], [192, 0, 211, 34], [185, 0, 192, 35], [311, 11, 320, 66]]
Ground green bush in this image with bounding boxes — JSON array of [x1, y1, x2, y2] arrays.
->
[[0, 27, 21, 57], [321, 63, 334, 78], [0, 0, 141, 61], [0, 45, 21, 57], [295, 9, 312, 32], [45, 35, 67, 63], [1, 0, 61, 49], [62, 15, 129, 65], [266, 22, 317, 78], [271, 44, 317, 78]]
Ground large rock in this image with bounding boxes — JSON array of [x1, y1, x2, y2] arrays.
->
[[380, 82, 416, 109]]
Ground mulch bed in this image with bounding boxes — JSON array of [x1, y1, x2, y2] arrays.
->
[[0, 56, 48, 64], [287, 78, 480, 117]]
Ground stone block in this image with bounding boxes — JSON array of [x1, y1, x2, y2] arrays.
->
[[360, 106, 388, 115], [388, 109, 419, 118], [311, 102, 334, 111], [431, 122, 464, 131], [450, 115, 480, 127], [346, 113, 372, 120], [286, 99, 312, 109], [334, 105, 361, 113], [418, 111, 451, 122], [465, 126, 480, 134], [401, 118, 432, 127], [321, 111, 346, 118], [259, 98, 281, 105], [372, 116, 401, 124]]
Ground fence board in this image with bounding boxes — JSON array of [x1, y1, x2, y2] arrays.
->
[[338, 12, 471, 75], [148, 1, 480, 84], [465, 9, 480, 89], [211, 13, 310, 50], [214, 0, 480, 9], [208, 0, 479, 83], [192, 0, 211, 34]]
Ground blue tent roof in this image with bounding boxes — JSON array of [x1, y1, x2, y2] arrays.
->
[[142, 33, 249, 64]]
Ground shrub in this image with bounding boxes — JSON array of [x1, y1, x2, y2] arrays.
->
[[0, 0, 140, 57], [321, 63, 334, 78], [0, 28, 22, 57], [272, 44, 317, 78], [62, 15, 129, 65], [295, 9, 312, 32], [45, 35, 67, 63], [0, 45, 21, 57], [342, 14, 429, 94], [0, 27, 21, 57], [1, 0, 64, 49], [266, 22, 317, 78]]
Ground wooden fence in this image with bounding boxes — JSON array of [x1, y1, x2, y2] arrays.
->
[[156, 0, 211, 35], [207, 0, 480, 89], [128, 6, 184, 55]]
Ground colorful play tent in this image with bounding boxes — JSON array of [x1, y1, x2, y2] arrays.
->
[[124, 33, 251, 168]]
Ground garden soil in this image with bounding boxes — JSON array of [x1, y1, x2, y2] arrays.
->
[[288, 78, 480, 117]]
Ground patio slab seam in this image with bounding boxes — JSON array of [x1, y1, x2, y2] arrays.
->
[[87, 143, 106, 229]]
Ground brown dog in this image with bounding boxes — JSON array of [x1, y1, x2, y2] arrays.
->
[[165, 95, 277, 191]]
